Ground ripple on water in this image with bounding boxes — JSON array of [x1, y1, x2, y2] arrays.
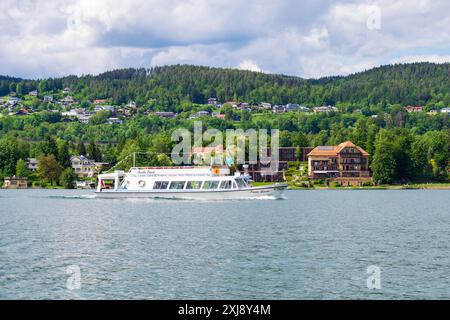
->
[[0, 189, 449, 299]]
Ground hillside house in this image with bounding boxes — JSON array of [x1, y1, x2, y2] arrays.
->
[[71, 155, 96, 178]]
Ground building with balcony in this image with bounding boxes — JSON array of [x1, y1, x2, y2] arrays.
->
[[307, 141, 372, 186], [71, 155, 96, 178]]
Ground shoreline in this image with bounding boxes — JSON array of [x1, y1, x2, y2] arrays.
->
[[2, 184, 450, 191], [252, 182, 450, 190]]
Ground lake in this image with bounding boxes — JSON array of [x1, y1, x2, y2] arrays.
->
[[0, 189, 449, 299]]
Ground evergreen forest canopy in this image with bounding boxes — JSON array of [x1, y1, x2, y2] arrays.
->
[[1, 62, 450, 107]]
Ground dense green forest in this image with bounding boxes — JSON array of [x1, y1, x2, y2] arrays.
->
[[2, 62, 450, 107], [0, 63, 449, 186]]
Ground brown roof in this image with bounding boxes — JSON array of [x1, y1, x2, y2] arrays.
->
[[307, 141, 369, 157], [307, 145, 339, 157]]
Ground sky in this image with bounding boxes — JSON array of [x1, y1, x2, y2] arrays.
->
[[1, 0, 450, 79]]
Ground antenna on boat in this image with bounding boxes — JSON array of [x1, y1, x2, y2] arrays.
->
[[133, 152, 136, 167]]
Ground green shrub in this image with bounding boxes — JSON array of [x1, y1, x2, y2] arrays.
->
[[331, 181, 341, 188]]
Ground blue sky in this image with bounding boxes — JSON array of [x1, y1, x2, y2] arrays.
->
[[1, 0, 450, 79]]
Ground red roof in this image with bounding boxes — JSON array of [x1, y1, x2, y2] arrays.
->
[[94, 99, 111, 104]]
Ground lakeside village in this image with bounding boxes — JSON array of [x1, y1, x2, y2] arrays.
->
[[3, 140, 373, 190], [1, 87, 449, 190], [2, 88, 450, 122]]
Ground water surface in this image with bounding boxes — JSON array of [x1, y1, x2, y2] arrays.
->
[[0, 189, 449, 299]]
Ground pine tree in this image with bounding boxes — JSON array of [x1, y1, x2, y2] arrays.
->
[[87, 140, 102, 161], [57, 141, 71, 168], [76, 140, 86, 156]]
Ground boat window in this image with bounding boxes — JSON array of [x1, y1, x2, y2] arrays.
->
[[186, 181, 202, 189], [202, 181, 219, 189], [153, 181, 169, 189], [235, 178, 247, 188], [219, 180, 232, 189], [169, 181, 186, 190]]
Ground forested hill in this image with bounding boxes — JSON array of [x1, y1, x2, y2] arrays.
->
[[315, 63, 450, 106], [1, 62, 450, 107]]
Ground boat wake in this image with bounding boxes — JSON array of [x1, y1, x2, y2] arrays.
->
[[110, 195, 286, 202], [45, 193, 286, 202], [46, 194, 96, 200]]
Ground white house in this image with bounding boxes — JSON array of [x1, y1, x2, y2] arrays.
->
[[43, 95, 53, 102], [107, 117, 123, 125], [313, 105, 338, 113], [127, 101, 137, 109], [207, 98, 218, 105], [94, 105, 115, 112], [260, 102, 272, 109], [285, 103, 300, 111], [189, 110, 210, 120], [78, 115, 92, 124], [7, 97, 21, 105], [27, 158, 39, 171], [273, 105, 286, 113], [71, 155, 96, 178], [298, 106, 311, 112], [61, 96, 76, 105]]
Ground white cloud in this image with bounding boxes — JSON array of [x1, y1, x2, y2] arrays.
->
[[0, 0, 449, 78], [395, 55, 450, 64], [237, 60, 263, 72]]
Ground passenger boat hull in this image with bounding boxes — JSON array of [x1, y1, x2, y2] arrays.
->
[[95, 184, 287, 200]]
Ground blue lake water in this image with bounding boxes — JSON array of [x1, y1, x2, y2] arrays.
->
[[0, 189, 449, 299]]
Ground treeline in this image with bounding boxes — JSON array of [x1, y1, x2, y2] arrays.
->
[[0, 135, 103, 187], [0, 110, 448, 184], [0, 133, 173, 187], [2, 63, 450, 108]]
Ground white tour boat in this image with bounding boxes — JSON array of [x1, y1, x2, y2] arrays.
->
[[95, 166, 287, 200]]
